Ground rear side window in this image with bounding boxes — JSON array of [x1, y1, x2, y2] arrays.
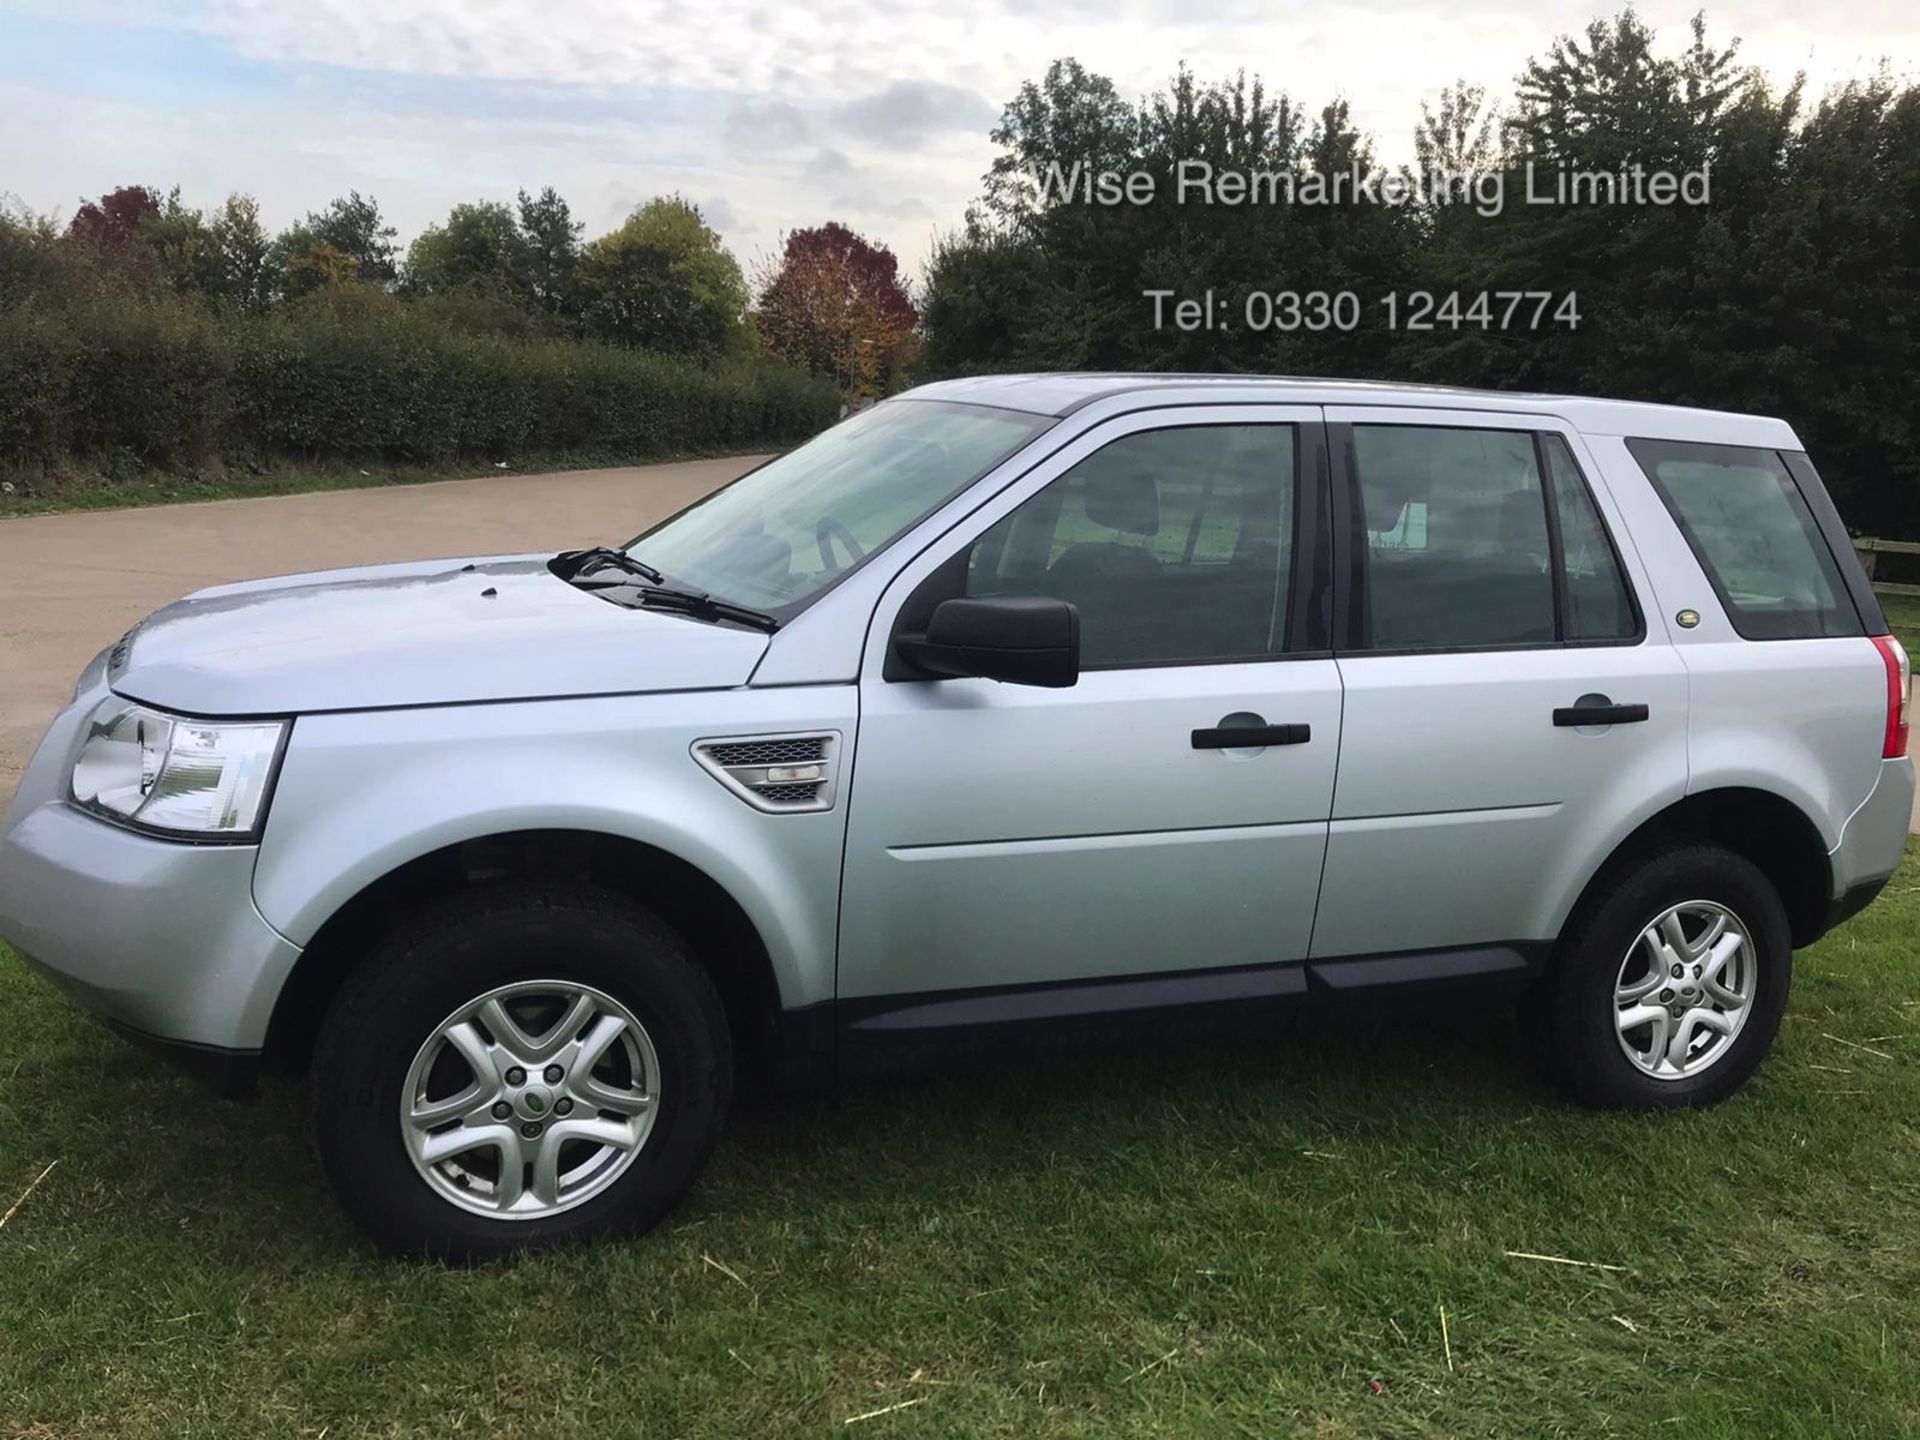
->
[[1627, 439, 1858, 640], [1347, 425, 1639, 650]]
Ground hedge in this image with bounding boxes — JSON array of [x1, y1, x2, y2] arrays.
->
[[0, 288, 840, 472]]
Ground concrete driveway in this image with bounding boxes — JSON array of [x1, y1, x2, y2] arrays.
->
[[0, 457, 760, 805]]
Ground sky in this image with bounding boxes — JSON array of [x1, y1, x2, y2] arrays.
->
[[2, 0, 1916, 283]]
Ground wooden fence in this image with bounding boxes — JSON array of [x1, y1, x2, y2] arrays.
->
[[1855, 538, 1920, 598]]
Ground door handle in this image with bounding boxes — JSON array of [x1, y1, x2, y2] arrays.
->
[[1553, 700, 1649, 727], [1192, 723, 1311, 749]]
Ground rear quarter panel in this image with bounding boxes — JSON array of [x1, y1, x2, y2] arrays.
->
[[1585, 434, 1889, 872]]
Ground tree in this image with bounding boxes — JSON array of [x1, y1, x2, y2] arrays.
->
[[281, 241, 361, 294], [0, 195, 64, 305], [981, 58, 1140, 234], [279, 190, 399, 291], [402, 201, 527, 297], [65, 187, 272, 309], [64, 185, 162, 254], [518, 186, 583, 318], [921, 60, 1413, 376], [576, 197, 750, 358], [1413, 83, 1502, 186], [207, 193, 273, 312], [754, 222, 918, 396], [139, 188, 218, 296]]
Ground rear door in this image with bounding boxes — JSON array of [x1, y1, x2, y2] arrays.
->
[[1309, 408, 1689, 967], [837, 406, 1341, 1014]]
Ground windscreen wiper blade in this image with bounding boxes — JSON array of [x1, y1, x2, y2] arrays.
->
[[635, 585, 780, 633], [555, 545, 664, 585]]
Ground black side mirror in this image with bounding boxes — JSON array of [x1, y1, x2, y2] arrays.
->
[[895, 595, 1080, 688]]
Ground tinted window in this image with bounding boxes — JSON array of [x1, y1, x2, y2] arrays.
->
[[1628, 438, 1857, 640], [1543, 434, 1639, 641], [968, 425, 1296, 666], [1352, 426, 1555, 649]]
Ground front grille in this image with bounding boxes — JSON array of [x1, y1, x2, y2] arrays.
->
[[705, 737, 825, 767]]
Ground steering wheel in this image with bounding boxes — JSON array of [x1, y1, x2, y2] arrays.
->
[[817, 517, 866, 571]]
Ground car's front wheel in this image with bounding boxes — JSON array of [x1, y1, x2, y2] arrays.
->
[[1536, 844, 1791, 1109], [313, 884, 731, 1260]]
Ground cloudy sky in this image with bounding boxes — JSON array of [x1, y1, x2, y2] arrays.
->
[[2, 1, 1916, 281]]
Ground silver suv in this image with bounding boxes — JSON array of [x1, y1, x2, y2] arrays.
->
[[2, 375, 1911, 1258]]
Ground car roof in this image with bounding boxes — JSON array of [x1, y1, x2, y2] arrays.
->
[[902, 373, 1801, 447]]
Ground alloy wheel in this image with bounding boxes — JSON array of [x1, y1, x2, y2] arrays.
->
[[1613, 900, 1756, 1080], [400, 979, 659, 1220]]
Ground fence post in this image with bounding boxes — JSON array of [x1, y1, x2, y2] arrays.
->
[[1855, 538, 1878, 580]]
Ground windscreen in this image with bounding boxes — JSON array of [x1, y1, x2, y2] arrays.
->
[[627, 400, 1053, 613]]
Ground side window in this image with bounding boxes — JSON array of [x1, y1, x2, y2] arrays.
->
[[968, 424, 1296, 667], [1542, 434, 1639, 642], [1627, 438, 1857, 640], [1351, 426, 1556, 649]]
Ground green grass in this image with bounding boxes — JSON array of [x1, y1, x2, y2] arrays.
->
[[1882, 593, 1920, 656], [4, 847, 1920, 1438], [0, 447, 769, 519]]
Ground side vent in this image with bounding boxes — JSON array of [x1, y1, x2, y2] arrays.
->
[[693, 732, 841, 813]]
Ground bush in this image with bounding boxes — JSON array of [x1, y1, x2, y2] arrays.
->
[[0, 308, 72, 462], [0, 280, 839, 477]]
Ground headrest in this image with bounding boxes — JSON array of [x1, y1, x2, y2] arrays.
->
[[1081, 458, 1160, 537]]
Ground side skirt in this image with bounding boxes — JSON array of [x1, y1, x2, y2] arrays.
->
[[810, 942, 1548, 1082]]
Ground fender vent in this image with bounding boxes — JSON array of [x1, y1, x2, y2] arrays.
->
[[693, 731, 840, 813], [703, 736, 826, 768]]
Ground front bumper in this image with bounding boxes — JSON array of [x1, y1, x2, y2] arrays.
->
[[0, 798, 301, 1075]]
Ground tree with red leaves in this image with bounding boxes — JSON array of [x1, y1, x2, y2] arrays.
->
[[65, 185, 163, 252], [754, 222, 917, 398]]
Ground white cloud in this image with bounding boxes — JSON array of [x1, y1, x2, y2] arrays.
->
[[166, 0, 1918, 111], [5, 0, 1918, 281]]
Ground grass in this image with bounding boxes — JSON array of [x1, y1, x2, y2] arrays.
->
[[1883, 592, 1920, 656], [2, 843, 1919, 1437], [0, 448, 770, 519]]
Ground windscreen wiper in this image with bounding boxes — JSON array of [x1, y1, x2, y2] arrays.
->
[[555, 545, 664, 585], [555, 546, 777, 631], [634, 586, 780, 633]]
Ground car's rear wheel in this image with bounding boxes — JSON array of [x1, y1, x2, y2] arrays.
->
[[313, 883, 730, 1260], [1535, 844, 1791, 1109]]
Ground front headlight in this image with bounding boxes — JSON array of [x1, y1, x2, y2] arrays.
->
[[70, 700, 287, 840]]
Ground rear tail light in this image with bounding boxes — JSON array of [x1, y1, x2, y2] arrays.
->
[[1872, 634, 1911, 759]]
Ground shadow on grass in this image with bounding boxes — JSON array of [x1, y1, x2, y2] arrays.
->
[[705, 990, 1563, 1224]]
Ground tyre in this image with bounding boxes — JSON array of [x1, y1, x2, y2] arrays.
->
[[1535, 844, 1791, 1109], [313, 883, 731, 1260]]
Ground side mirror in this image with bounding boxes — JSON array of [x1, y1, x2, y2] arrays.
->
[[895, 595, 1080, 688]]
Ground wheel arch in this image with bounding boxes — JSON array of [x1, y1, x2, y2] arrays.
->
[[1556, 786, 1834, 952], [262, 829, 799, 1083]]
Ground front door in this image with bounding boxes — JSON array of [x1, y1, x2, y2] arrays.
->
[[1309, 408, 1690, 962], [838, 407, 1342, 1017]]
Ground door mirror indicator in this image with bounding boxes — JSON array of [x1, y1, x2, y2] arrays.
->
[[894, 596, 1081, 688]]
